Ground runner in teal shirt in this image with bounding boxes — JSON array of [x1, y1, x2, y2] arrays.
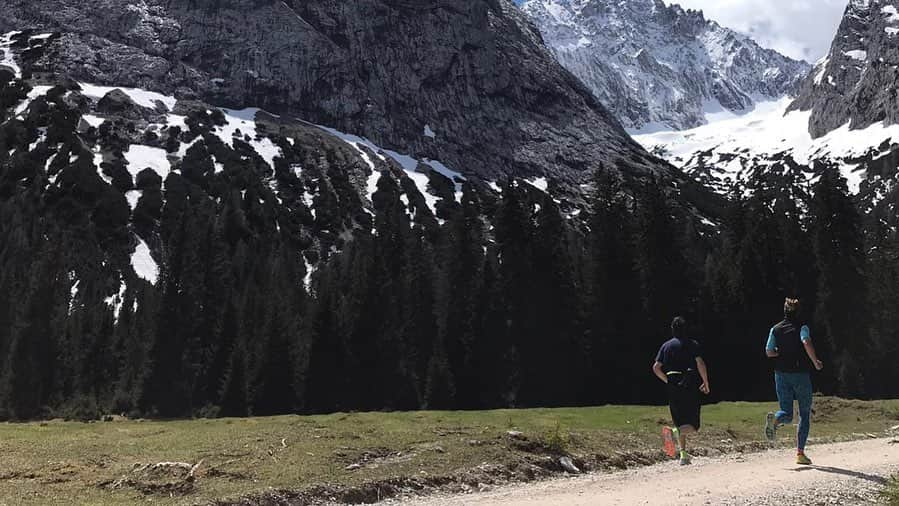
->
[[764, 298, 824, 465]]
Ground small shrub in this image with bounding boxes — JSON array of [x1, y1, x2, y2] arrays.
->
[[541, 422, 569, 454]]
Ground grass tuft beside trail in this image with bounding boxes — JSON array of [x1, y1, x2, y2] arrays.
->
[[0, 397, 897, 505]]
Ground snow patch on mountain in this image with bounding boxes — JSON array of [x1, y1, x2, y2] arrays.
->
[[15, 85, 52, 116], [131, 238, 159, 285], [313, 124, 466, 216], [82, 114, 105, 128], [634, 98, 899, 194], [105, 280, 127, 322], [0, 31, 22, 78], [79, 83, 177, 111], [124, 145, 171, 180], [527, 177, 549, 192], [218, 108, 282, 168]]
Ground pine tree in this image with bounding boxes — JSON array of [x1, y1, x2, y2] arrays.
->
[[811, 163, 869, 396], [587, 168, 642, 404], [494, 180, 539, 406], [471, 249, 517, 408], [434, 183, 485, 408], [631, 177, 694, 402], [528, 194, 586, 406], [865, 220, 899, 398]]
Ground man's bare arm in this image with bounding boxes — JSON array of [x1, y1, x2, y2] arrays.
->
[[803, 339, 824, 370], [696, 357, 710, 394], [652, 361, 668, 383], [765, 328, 779, 357]]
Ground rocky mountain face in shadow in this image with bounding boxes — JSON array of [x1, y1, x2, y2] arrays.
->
[[0, 0, 674, 185], [790, 0, 899, 138]]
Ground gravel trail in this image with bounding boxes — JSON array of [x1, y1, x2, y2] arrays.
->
[[407, 437, 899, 505]]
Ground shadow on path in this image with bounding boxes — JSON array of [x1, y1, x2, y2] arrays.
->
[[791, 465, 887, 485]]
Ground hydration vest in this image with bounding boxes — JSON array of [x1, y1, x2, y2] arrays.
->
[[772, 318, 809, 373]]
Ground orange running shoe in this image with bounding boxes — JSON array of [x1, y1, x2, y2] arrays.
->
[[662, 426, 678, 458]]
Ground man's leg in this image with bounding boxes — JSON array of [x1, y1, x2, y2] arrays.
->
[[774, 372, 795, 425], [767, 371, 794, 442], [676, 425, 695, 464], [795, 373, 813, 463], [677, 391, 700, 465], [663, 388, 681, 458], [677, 424, 696, 451]]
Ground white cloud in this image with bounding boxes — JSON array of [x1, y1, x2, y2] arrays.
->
[[663, 0, 848, 61]]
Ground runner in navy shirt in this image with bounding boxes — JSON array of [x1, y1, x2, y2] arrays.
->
[[653, 316, 711, 465]]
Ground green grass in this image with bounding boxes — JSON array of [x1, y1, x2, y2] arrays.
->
[[0, 397, 897, 505]]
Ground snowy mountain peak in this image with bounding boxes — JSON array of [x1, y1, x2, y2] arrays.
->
[[627, 0, 899, 227], [789, 0, 899, 138], [521, 0, 811, 131]]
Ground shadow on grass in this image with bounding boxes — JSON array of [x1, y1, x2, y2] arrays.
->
[[790, 465, 887, 485]]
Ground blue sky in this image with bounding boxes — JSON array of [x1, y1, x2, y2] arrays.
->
[[514, 0, 848, 61]]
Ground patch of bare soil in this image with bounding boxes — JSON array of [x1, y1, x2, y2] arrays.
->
[[97, 460, 203, 496]]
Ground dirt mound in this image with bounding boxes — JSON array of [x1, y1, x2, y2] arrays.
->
[[813, 397, 899, 423], [99, 461, 202, 496]]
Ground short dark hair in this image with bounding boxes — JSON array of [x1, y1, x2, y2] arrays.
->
[[671, 316, 687, 338], [784, 298, 800, 318]]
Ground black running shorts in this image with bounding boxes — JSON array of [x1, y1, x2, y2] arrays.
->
[[667, 381, 701, 430]]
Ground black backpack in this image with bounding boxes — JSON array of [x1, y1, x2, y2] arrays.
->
[[772, 319, 809, 372]]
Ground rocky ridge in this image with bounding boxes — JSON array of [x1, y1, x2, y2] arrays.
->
[[789, 0, 899, 138], [0, 0, 672, 186], [0, 28, 518, 293], [520, 0, 811, 131], [0, 0, 728, 313]]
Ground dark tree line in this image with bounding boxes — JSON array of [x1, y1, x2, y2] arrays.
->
[[4, 162, 895, 420], [1, 76, 898, 420]]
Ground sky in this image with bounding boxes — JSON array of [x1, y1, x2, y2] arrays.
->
[[515, 0, 850, 62], [666, 0, 847, 62]]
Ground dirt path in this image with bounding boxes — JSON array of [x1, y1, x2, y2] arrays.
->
[[407, 438, 899, 505]]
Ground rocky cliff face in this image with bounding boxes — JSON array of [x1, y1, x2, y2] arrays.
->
[[521, 0, 810, 131], [789, 0, 899, 138], [0, 0, 670, 185], [0, 1, 724, 377]]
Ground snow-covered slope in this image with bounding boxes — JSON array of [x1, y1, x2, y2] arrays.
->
[[633, 100, 899, 220], [521, 0, 811, 132]]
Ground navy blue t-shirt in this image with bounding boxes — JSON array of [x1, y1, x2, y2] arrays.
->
[[655, 337, 702, 374]]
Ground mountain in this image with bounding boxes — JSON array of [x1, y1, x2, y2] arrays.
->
[[520, 0, 811, 131], [632, 0, 899, 228], [789, 0, 899, 138], [0, 0, 896, 427], [0, 1, 725, 419], [0, 0, 671, 186]]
